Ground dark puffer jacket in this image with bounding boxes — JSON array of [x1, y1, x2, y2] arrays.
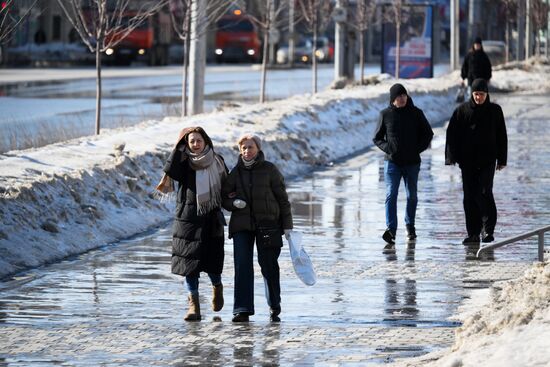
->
[[222, 151, 293, 238], [445, 95, 507, 168], [164, 147, 227, 277], [373, 97, 434, 166], [461, 49, 492, 86]]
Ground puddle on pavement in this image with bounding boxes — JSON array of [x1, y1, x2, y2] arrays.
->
[[0, 97, 548, 365]]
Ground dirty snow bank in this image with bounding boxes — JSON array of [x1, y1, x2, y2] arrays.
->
[[392, 262, 550, 367], [0, 76, 456, 279]]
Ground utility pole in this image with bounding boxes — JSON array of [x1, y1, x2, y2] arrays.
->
[[450, 0, 460, 70], [188, 0, 206, 115], [334, 0, 346, 80], [525, 0, 532, 59]]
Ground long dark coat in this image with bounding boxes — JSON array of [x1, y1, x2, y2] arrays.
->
[[221, 151, 293, 238], [445, 95, 507, 168], [163, 147, 227, 277], [373, 97, 434, 166], [461, 49, 492, 86]]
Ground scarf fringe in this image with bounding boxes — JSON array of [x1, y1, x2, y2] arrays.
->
[[197, 191, 222, 216]]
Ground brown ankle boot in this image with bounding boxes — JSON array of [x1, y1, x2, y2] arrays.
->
[[212, 284, 224, 312], [184, 294, 201, 321]]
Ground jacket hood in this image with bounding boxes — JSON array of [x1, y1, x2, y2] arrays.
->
[[390, 95, 415, 109]]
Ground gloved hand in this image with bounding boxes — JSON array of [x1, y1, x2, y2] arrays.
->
[[284, 229, 291, 241], [233, 199, 246, 209]]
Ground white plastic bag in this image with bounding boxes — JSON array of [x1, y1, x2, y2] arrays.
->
[[287, 231, 316, 286]]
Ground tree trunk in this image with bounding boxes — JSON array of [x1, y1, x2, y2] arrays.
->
[[95, 46, 102, 135], [359, 30, 365, 85], [260, 30, 269, 103], [505, 21, 510, 63], [182, 36, 189, 117], [312, 25, 318, 93], [395, 21, 400, 78]]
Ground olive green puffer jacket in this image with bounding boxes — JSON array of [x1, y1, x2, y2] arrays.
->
[[222, 151, 293, 238]]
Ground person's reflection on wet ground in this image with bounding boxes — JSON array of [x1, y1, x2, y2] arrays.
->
[[464, 243, 495, 261], [261, 324, 281, 364], [382, 241, 419, 325]]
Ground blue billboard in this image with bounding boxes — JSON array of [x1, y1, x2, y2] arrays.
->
[[381, 4, 434, 78]]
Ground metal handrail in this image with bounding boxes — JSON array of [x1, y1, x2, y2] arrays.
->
[[476, 225, 550, 261]]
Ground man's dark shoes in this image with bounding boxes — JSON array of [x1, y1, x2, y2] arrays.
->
[[270, 305, 281, 322], [382, 229, 396, 244], [232, 313, 249, 322], [406, 225, 417, 240], [482, 234, 495, 243], [462, 235, 480, 244]]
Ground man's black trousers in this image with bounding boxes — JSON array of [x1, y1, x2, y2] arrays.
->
[[460, 163, 497, 237]]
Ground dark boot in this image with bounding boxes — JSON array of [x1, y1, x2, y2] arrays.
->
[[462, 235, 480, 244], [406, 225, 417, 240], [212, 284, 224, 312], [184, 294, 201, 321], [482, 234, 494, 243], [232, 313, 249, 322], [382, 229, 396, 244], [270, 305, 281, 322]]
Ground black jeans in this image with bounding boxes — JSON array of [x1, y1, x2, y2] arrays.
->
[[460, 164, 497, 236], [233, 231, 281, 315]]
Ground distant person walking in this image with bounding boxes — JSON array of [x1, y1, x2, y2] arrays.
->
[[222, 134, 293, 323], [373, 84, 434, 244], [156, 126, 228, 321], [461, 37, 492, 94], [445, 79, 508, 244]]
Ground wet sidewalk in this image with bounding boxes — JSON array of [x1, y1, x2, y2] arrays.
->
[[0, 93, 548, 366]]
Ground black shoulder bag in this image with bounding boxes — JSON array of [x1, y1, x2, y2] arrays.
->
[[237, 167, 283, 249]]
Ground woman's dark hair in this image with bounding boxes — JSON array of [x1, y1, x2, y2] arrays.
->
[[177, 126, 214, 149]]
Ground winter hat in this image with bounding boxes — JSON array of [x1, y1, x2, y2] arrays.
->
[[237, 133, 262, 150], [471, 78, 488, 93], [389, 83, 408, 103], [474, 36, 482, 45]]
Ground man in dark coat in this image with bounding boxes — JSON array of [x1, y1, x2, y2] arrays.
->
[[373, 83, 434, 244], [461, 37, 492, 91], [445, 78, 508, 244]]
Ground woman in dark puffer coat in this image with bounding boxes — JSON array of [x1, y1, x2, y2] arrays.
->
[[156, 126, 228, 321], [222, 133, 293, 323]]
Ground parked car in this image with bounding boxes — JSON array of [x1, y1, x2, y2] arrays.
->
[[276, 36, 333, 64], [483, 40, 506, 66]]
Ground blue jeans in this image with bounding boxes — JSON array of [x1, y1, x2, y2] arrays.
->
[[384, 161, 420, 231], [233, 231, 281, 315], [185, 273, 222, 296]]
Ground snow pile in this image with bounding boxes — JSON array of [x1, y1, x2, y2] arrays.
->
[[426, 262, 550, 367], [1, 62, 549, 279], [0, 76, 456, 279]]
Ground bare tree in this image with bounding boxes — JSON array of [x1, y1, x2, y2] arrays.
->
[[55, 0, 168, 135], [0, 0, 39, 44], [298, 0, 334, 93], [350, 0, 376, 84], [246, 0, 291, 102], [499, 0, 518, 63], [169, 0, 234, 116], [384, 0, 404, 79], [530, 0, 549, 57]]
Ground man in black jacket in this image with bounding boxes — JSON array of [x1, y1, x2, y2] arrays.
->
[[445, 78, 508, 244], [461, 37, 492, 94], [373, 83, 434, 244]]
